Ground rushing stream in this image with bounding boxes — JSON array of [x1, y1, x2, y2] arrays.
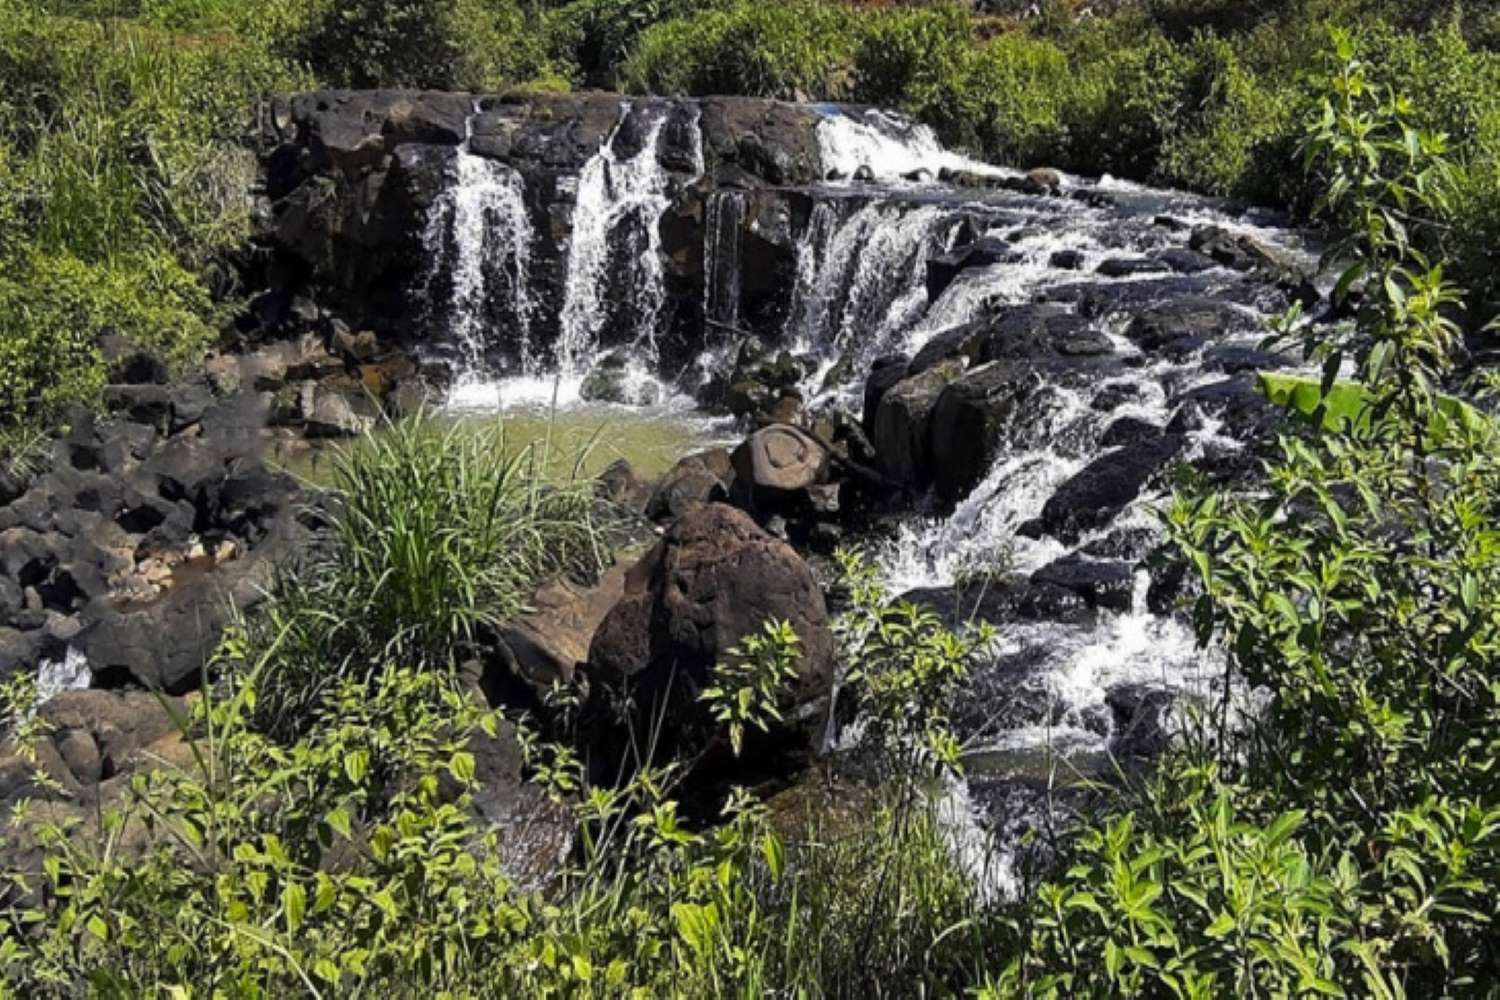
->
[[414, 100, 1318, 894]]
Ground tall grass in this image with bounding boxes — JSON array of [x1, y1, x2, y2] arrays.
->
[[253, 414, 608, 736]]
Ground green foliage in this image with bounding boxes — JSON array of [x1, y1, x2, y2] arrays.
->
[[0, 249, 213, 423], [992, 36, 1500, 995], [255, 414, 606, 735], [620, 0, 857, 99], [835, 548, 989, 778], [702, 619, 802, 757]]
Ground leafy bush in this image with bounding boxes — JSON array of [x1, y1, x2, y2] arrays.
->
[[620, 0, 857, 99], [987, 36, 1500, 995], [0, 249, 213, 423]]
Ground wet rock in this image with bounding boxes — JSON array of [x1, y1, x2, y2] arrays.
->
[[1100, 416, 1162, 447], [1049, 249, 1087, 270], [928, 356, 1108, 504], [1031, 555, 1136, 613], [1107, 684, 1176, 758], [1041, 435, 1186, 543], [1155, 248, 1218, 274], [646, 449, 735, 523], [872, 360, 964, 487], [926, 237, 1020, 302], [731, 425, 829, 508], [1123, 296, 1250, 353], [1098, 257, 1172, 278], [597, 460, 652, 514], [586, 504, 835, 759], [862, 355, 912, 439]]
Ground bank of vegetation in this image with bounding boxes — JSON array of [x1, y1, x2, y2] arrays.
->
[[1, 0, 1498, 453], [1, 1, 1498, 995]]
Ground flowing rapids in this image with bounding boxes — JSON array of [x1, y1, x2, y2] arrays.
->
[[415, 100, 1316, 889]]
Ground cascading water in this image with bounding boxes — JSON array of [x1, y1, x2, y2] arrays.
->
[[816, 109, 1018, 184], [704, 189, 747, 331], [422, 122, 538, 376], [789, 201, 961, 379], [558, 102, 704, 373]]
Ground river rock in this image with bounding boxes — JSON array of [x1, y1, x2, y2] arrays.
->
[[1098, 257, 1173, 278], [1041, 435, 1186, 543], [586, 504, 835, 758], [489, 563, 630, 701], [872, 360, 964, 487], [646, 449, 735, 522], [926, 237, 1020, 302], [1031, 555, 1137, 614], [1124, 296, 1250, 352], [731, 425, 829, 507]]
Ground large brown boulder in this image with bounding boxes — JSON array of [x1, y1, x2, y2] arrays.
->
[[587, 504, 835, 753], [489, 563, 630, 699]]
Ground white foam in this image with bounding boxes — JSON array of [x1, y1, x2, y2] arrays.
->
[[32, 646, 90, 716], [817, 110, 1018, 184]]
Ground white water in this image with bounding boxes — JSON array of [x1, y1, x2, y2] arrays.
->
[[422, 133, 538, 374], [705, 189, 747, 330], [558, 103, 704, 372], [816, 109, 1019, 184], [32, 645, 90, 716]]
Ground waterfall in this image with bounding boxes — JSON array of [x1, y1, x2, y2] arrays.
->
[[816, 109, 1018, 184], [788, 201, 959, 368], [558, 102, 704, 372], [421, 127, 538, 375], [704, 189, 747, 331]]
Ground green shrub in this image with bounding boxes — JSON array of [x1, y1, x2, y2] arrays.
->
[[255, 415, 606, 735], [0, 249, 213, 424], [620, 0, 857, 99], [850, 3, 976, 140]]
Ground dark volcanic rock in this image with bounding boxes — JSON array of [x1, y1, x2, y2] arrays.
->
[[926, 237, 1019, 303], [1031, 555, 1136, 613], [928, 355, 1109, 504], [1041, 435, 1186, 543], [586, 504, 835, 756], [647, 449, 735, 523], [1123, 296, 1251, 352], [872, 361, 963, 487]]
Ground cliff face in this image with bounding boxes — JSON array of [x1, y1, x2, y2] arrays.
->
[[253, 91, 833, 371]]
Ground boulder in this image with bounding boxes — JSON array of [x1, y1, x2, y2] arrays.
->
[[1097, 257, 1172, 279], [862, 355, 911, 439], [928, 356, 1108, 503], [1123, 296, 1250, 353], [909, 304, 1111, 375], [1040, 435, 1186, 543], [1030, 555, 1137, 614], [871, 360, 964, 487], [731, 425, 829, 508], [646, 449, 735, 523], [586, 504, 835, 755], [490, 564, 629, 700], [597, 460, 653, 514], [926, 237, 1020, 303]]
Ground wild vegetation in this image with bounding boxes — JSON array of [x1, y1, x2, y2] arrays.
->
[[3, 0, 1500, 995], [1, 0, 1497, 449]]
